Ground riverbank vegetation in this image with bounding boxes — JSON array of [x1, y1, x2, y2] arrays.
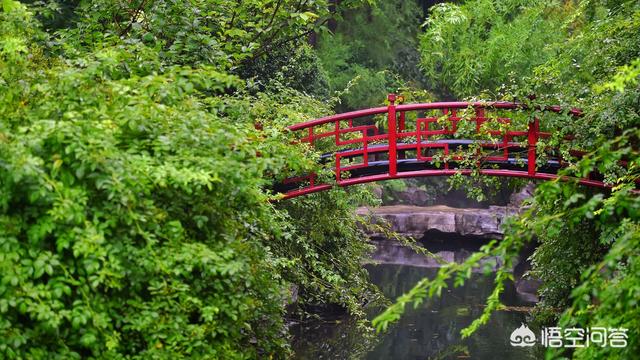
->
[[373, 1, 639, 359], [0, 1, 380, 358], [1, 0, 638, 358]]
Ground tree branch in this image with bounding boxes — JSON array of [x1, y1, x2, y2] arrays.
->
[[119, 0, 148, 37], [249, 0, 284, 44], [243, 17, 329, 63]]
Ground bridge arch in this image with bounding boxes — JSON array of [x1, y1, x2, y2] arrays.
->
[[278, 94, 612, 199]]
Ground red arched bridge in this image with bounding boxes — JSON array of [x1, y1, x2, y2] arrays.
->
[[277, 94, 611, 199]]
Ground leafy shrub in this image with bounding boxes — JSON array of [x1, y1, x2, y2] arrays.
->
[[238, 43, 331, 99], [0, 4, 377, 358], [420, 0, 569, 98]]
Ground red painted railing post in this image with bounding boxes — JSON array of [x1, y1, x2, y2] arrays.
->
[[528, 117, 539, 176], [387, 94, 397, 177]]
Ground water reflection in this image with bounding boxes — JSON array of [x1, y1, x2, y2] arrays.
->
[[292, 264, 542, 359]]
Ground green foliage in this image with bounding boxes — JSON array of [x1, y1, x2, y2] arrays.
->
[[275, 189, 381, 317], [526, 1, 640, 139], [316, 1, 427, 109], [595, 59, 640, 93], [316, 33, 399, 109], [35, 0, 370, 92], [239, 43, 331, 98], [529, 131, 639, 360], [378, 180, 408, 204], [0, 2, 379, 358], [529, 216, 605, 310], [378, 1, 640, 359], [420, 0, 570, 98], [50, 0, 336, 66], [1, 47, 282, 359]]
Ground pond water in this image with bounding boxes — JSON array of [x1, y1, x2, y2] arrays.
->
[[292, 263, 542, 359]]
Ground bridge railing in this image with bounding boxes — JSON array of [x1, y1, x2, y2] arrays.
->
[[281, 94, 587, 198]]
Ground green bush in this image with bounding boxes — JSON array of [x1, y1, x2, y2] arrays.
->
[[238, 43, 331, 99], [419, 0, 568, 98], [0, 4, 377, 358]]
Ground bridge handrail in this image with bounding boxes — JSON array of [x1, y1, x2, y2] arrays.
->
[[287, 101, 582, 132], [288, 106, 388, 131]]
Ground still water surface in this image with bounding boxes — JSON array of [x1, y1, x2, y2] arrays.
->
[[292, 264, 542, 359]]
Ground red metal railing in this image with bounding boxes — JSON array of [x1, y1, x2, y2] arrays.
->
[[279, 94, 602, 199]]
